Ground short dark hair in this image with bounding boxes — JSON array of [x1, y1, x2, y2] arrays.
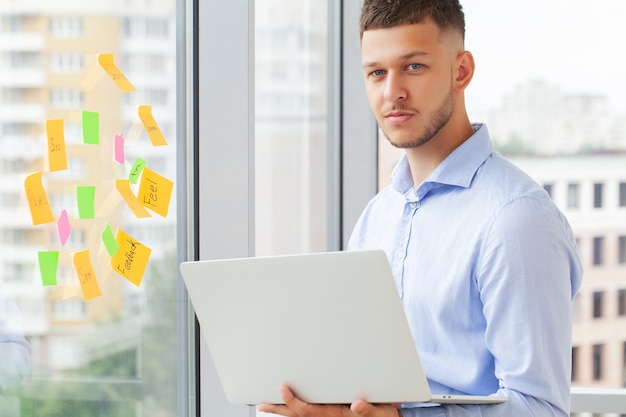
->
[[359, 0, 466, 40]]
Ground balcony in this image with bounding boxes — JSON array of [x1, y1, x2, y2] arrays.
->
[[0, 68, 45, 88], [0, 32, 44, 52], [0, 103, 45, 123]]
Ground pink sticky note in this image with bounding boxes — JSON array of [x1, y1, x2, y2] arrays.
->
[[57, 209, 71, 246], [114, 134, 125, 164]]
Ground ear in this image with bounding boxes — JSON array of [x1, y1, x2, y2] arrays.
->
[[454, 50, 475, 92]]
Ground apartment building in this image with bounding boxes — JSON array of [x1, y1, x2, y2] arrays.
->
[[0, 1, 176, 381]]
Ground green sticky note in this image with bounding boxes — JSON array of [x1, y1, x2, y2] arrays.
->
[[82, 111, 100, 144], [38, 251, 59, 286], [129, 157, 146, 185], [77, 186, 96, 219], [102, 224, 119, 257]]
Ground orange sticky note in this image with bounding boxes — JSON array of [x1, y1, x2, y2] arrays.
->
[[73, 250, 102, 300], [138, 105, 168, 146], [115, 179, 152, 218], [98, 53, 136, 93], [46, 119, 67, 171], [24, 172, 55, 225], [138, 167, 174, 218], [110, 229, 151, 286]]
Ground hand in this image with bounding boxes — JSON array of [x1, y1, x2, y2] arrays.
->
[[257, 385, 402, 417]]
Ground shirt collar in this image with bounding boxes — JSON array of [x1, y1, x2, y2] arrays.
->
[[391, 123, 494, 197]]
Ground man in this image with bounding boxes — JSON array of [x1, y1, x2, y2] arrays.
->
[[258, 1, 582, 416]]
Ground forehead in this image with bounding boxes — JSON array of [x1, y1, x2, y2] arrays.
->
[[361, 21, 446, 65]]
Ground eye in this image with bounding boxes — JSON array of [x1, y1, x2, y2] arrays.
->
[[406, 63, 423, 71], [370, 69, 385, 77]]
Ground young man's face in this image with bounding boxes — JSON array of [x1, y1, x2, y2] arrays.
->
[[361, 20, 461, 149]]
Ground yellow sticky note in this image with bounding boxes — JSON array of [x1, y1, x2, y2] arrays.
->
[[110, 228, 151, 286], [98, 53, 136, 93], [24, 172, 55, 225], [46, 119, 67, 171], [138, 105, 168, 146], [73, 250, 102, 300], [115, 179, 152, 218], [138, 167, 174, 218]]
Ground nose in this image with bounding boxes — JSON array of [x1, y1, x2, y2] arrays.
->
[[383, 72, 407, 102]]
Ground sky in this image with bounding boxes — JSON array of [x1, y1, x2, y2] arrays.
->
[[462, 0, 626, 119]]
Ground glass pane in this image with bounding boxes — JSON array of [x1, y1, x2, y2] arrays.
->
[[1, 2, 179, 416], [376, 0, 626, 393], [255, 0, 328, 256]]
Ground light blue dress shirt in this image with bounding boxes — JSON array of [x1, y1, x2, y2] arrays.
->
[[347, 124, 583, 416]]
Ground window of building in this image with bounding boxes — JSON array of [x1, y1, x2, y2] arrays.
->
[[593, 344, 604, 381], [48, 17, 83, 38], [593, 236, 604, 266], [543, 183, 553, 198], [593, 291, 604, 319], [49, 88, 84, 108], [620, 182, 626, 207], [49, 51, 84, 73], [619, 289, 626, 317], [593, 182, 604, 208], [619, 236, 626, 265], [568, 183, 580, 209]]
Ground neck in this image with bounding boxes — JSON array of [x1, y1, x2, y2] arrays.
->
[[405, 116, 474, 187]]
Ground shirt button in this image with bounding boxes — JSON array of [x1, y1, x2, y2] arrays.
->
[[397, 251, 404, 258], [410, 202, 417, 209]]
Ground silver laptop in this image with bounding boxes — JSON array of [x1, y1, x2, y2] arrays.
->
[[179, 250, 507, 406]]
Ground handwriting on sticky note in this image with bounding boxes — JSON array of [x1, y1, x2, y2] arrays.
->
[[47, 119, 67, 171], [138, 105, 168, 146], [115, 179, 152, 218], [73, 250, 102, 300], [138, 167, 174, 218], [58, 209, 71, 245], [77, 186, 96, 219], [82, 111, 100, 145], [38, 251, 59, 286], [114, 134, 125, 164], [102, 224, 119, 257], [129, 157, 146, 184], [110, 229, 151, 286], [98, 53, 137, 93], [24, 172, 55, 225]]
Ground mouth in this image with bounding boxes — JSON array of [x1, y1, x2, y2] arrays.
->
[[383, 110, 415, 125]]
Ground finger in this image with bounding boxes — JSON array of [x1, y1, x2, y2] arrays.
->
[[351, 401, 400, 417], [280, 385, 312, 414], [257, 403, 294, 417]]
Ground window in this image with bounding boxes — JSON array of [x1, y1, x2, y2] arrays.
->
[[543, 183, 553, 198], [49, 51, 84, 73], [48, 17, 83, 37], [568, 183, 580, 209], [620, 182, 626, 207], [593, 182, 603, 208], [620, 236, 626, 265], [593, 236, 604, 266], [2, 4, 180, 417], [593, 344, 604, 381], [49, 88, 84, 108], [593, 291, 604, 319], [619, 289, 626, 317]]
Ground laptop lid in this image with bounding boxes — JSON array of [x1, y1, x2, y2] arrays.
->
[[180, 250, 506, 406]]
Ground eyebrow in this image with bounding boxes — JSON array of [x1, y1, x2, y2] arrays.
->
[[362, 51, 430, 70]]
